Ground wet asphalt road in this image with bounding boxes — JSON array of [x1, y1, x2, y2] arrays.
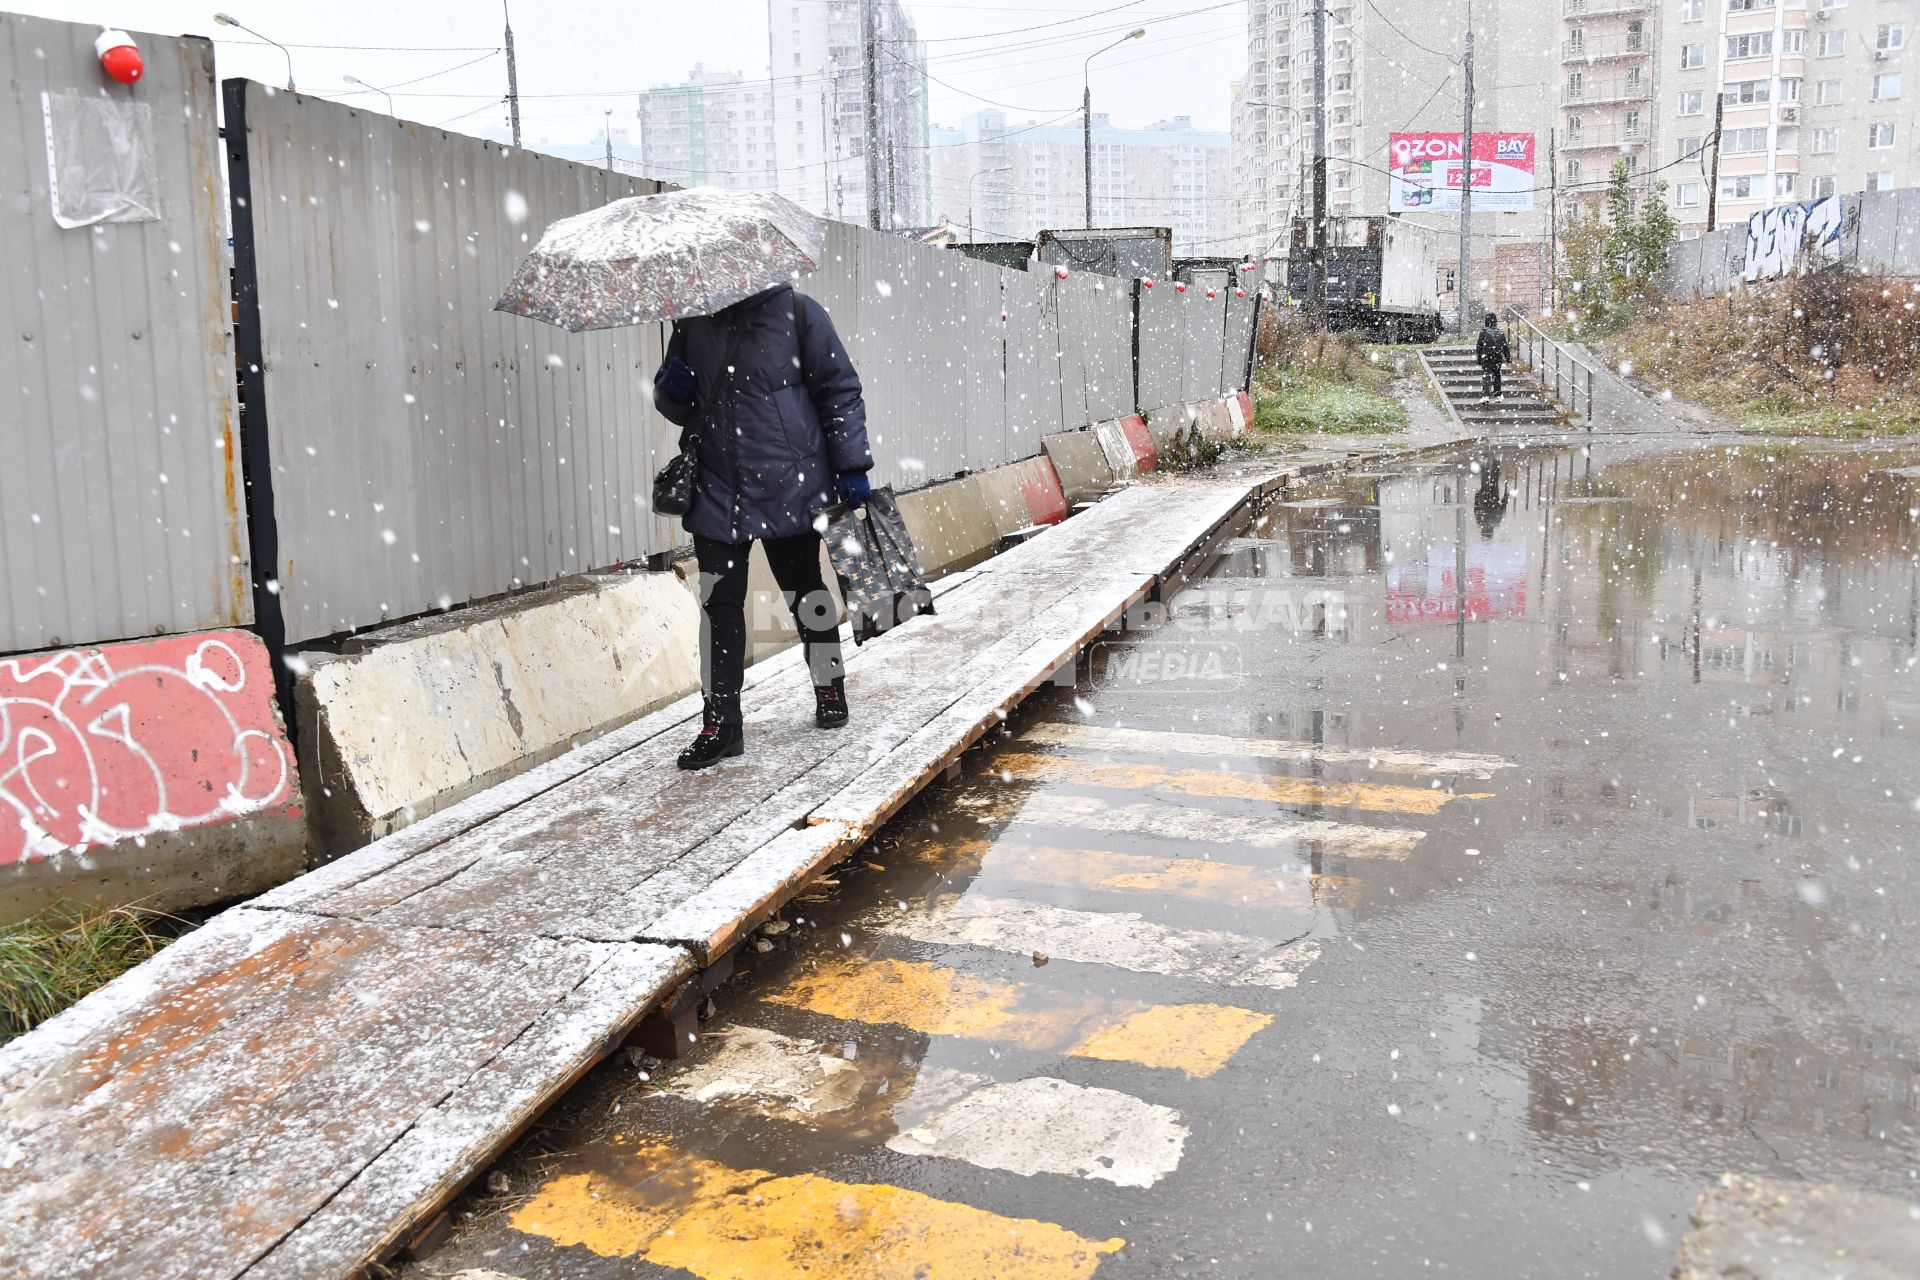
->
[[413, 437, 1920, 1280]]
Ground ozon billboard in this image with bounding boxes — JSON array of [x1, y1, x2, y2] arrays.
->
[[1388, 132, 1536, 213]]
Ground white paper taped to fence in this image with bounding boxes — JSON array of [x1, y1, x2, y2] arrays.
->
[[41, 90, 162, 229]]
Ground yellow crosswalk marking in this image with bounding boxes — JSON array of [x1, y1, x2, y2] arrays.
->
[[903, 835, 1355, 910], [510, 1150, 1124, 1278], [955, 790, 1428, 859], [1022, 723, 1512, 778], [1068, 1004, 1274, 1074], [764, 956, 1270, 1078], [992, 752, 1490, 815]]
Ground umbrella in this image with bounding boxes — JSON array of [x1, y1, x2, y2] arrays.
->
[[818, 488, 936, 646], [494, 187, 826, 332]]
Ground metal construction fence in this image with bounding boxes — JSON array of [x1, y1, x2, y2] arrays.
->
[[227, 82, 679, 646], [230, 82, 1258, 645], [3, 13, 1258, 660], [0, 15, 249, 653], [1663, 188, 1920, 303]]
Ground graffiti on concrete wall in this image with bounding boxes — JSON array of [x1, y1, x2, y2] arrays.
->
[[1, 632, 296, 866], [1742, 196, 1848, 283]]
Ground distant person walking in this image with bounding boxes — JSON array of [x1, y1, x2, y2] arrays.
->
[[1476, 313, 1511, 401], [653, 284, 874, 771]]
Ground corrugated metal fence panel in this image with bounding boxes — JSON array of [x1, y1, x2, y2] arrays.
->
[[1663, 238, 1704, 302], [238, 85, 673, 643], [0, 15, 248, 653], [1004, 268, 1063, 453], [1223, 286, 1257, 391], [1856, 188, 1920, 277], [1082, 278, 1135, 421], [961, 262, 1007, 475], [1053, 276, 1091, 431], [1135, 286, 1185, 412], [1180, 290, 1227, 399]]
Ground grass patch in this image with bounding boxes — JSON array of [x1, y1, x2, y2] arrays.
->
[[1609, 273, 1920, 438], [1247, 321, 1407, 439], [1255, 375, 1407, 435], [1, 902, 186, 1044]]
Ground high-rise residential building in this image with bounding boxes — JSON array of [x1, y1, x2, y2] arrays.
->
[[929, 110, 1233, 256], [634, 65, 776, 191], [1235, 0, 1559, 310], [1608, 0, 1916, 235], [767, 0, 930, 228]]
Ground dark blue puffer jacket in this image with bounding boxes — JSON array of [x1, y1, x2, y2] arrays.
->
[[653, 285, 872, 544]]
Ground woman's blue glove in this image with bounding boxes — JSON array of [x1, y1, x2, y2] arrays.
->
[[657, 355, 697, 404], [836, 471, 872, 507]]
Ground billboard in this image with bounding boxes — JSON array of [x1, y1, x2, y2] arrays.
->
[[1389, 132, 1536, 214]]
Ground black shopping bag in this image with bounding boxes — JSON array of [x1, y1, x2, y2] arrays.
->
[[817, 486, 935, 645]]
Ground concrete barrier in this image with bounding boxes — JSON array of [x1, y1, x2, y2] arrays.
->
[[1042, 430, 1118, 505], [285, 450, 1102, 869], [1144, 403, 1213, 467], [296, 571, 700, 863], [0, 630, 303, 923], [897, 476, 1002, 579], [1116, 414, 1158, 473], [976, 455, 1069, 536]]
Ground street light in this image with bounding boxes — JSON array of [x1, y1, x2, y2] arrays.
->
[[1083, 27, 1145, 229], [212, 12, 294, 92], [342, 75, 394, 116], [968, 165, 1011, 246]]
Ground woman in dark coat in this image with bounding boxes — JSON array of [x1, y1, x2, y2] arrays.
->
[[654, 284, 874, 770]]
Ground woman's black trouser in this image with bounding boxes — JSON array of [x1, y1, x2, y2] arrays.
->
[[693, 533, 844, 725]]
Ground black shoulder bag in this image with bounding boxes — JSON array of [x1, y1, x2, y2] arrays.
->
[[652, 435, 699, 516], [652, 322, 700, 516]]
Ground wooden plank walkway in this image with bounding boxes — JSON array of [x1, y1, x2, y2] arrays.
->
[[0, 460, 1441, 1280]]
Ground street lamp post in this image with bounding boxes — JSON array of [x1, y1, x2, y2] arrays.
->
[[1083, 28, 1145, 230], [968, 164, 1011, 245], [212, 12, 294, 92], [342, 75, 393, 116]]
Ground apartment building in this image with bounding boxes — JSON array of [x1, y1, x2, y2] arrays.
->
[[1564, 0, 1914, 233], [1237, 0, 1558, 308], [634, 66, 776, 191], [767, 0, 930, 228], [929, 109, 1234, 256]]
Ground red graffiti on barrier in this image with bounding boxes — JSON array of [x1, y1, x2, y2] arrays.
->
[[0, 633, 295, 867]]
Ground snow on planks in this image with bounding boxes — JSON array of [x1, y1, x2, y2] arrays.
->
[[292, 569, 1152, 952], [0, 469, 1284, 1280], [0, 908, 687, 1280]]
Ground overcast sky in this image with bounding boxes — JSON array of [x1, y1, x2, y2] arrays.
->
[[18, 0, 1245, 147]]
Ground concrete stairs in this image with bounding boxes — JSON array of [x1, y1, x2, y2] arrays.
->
[[1420, 346, 1568, 434]]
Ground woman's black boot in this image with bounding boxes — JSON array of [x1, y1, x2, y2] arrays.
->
[[815, 678, 849, 730], [677, 717, 744, 770]]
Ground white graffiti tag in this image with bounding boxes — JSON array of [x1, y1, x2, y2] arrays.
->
[[1743, 196, 1848, 282], [0, 637, 293, 866]]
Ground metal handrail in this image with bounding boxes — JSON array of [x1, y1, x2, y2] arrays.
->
[[1503, 308, 1598, 427]]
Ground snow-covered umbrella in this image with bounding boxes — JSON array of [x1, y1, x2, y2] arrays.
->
[[493, 187, 826, 332]]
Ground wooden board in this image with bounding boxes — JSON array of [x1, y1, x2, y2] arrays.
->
[[0, 471, 1305, 1280], [243, 942, 688, 1278], [979, 476, 1272, 580], [257, 564, 999, 916], [303, 570, 1147, 943], [0, 909, 685, 1280]]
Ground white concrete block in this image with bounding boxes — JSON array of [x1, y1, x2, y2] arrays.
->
[[299, 571, 701, 860]]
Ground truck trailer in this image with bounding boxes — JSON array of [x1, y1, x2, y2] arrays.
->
[[1287, 216, 1444, 343]]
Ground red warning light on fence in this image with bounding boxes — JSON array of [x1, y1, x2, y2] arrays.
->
[[96, 28, 143, 84], [1054, 265, 1069, 280], [1141, 278, 1154, 289], [1175, 282, 1186, 293]]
